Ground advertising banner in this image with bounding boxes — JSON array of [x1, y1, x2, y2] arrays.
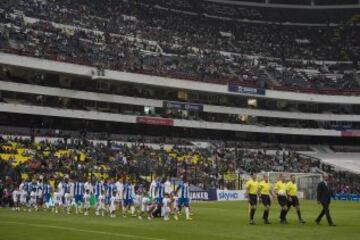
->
[[341, 130, 360, 137], [228, 84, 265, 96], [136, 116, 174, 126], [190, 191, 209, 201], [163, 101, 203, 112], [216, 190, 247, 201]]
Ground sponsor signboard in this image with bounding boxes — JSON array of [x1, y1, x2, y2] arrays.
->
[[216, 190, 247, 201], [163, 101, 203, 112], [136, 116, 174, 126], [190, 191, 209, 201], [341, 130, 360, 137], [228, 84, 265, 96]]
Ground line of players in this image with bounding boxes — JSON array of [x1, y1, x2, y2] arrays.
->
[[245, 173, 306, 225], [10, 175, 192, 221]]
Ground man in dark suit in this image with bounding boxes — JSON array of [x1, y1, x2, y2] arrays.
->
[[315, 174, 336, 226]]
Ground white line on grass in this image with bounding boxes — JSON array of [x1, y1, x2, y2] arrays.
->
[[0, 221, 166, 240]]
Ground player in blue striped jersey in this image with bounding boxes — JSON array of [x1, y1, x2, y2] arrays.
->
[[155, 178, 166, 206], [94, 180, 105, 200], [74, 178, 85, 214], [176, 177, 192, 220], [42, 179, 52, 209], [105, 179, 116, 205], [123, 180, 136, 217], [151, 178, 166, 218]]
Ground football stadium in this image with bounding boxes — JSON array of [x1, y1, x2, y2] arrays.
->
[[0, 0, 360, 239]]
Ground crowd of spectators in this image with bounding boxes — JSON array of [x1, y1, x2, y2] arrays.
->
[[0, 135, 359, 197], [0, 0, 359, 92]]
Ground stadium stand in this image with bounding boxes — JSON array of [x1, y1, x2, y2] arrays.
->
[[0, 0, 359, 94], [0, 0, 360, 209]]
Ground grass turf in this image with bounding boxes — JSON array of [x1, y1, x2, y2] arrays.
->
[[0, 200, 359, 240]]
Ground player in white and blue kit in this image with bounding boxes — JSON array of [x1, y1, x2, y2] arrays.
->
[[74, 179, 85, 214], [123, 180, 136, 217], [176, 178, 192, 220], [151, 178, 166, 218], [94, 180, 105, 200], [42, 180, 52, 209], [105, 179, 115, 205]]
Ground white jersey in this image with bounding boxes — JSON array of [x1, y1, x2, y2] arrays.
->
[[20, 190, 27, 204], [19, 182, 25, 191], [68, 182, 75, 197], [12, 190, 20, 203], [84, 182, 93, 193], [134, 194, 142, 207], [164, 180, 172, 194], [115, 182, 123, 199], [57, 182, 65, 196], [162, 197, 170, 214], [35, 181, 43, 196], [54, 192, 62, 206], [29, 191, 36, 206], [64, 193, 72, 206], [149, 181, 157, 199], [97, 194, 106, 209], [109, 196, 117, 212], [83, 193, 91, 208], [141, 197, 151, 212]]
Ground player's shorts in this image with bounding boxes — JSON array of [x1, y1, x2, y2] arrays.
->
[[109, 204, 116, 212], [260, 194, 271, 206], [178, 197, 190, 207], [43, 194, 51, 203], [248, 194, 257, 206], [124, 198, 134, 206], [288, 196, 299, 207], [277, 195, 288, 207], [156, 197, 163, 206], [36, 196, 43, 205], [75, 195, 83, 204]]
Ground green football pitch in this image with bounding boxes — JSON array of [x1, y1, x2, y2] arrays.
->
[[0, 201, 359, 240]]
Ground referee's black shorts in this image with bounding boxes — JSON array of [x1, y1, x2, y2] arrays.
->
[[248, 194, 257, 206], [288, 196, 299, 207], [277, 195, 288, 207], [261, 194, 271, 206]]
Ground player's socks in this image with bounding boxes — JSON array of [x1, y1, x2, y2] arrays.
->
[[185, 207, 191, 220], [297, 210, 305, 223], [251, 208, 256, 220], [280, 209, 285, 221], [130, 206, 136, 216]]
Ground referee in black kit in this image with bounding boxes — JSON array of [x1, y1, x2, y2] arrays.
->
[[315, 173, 336, 227]]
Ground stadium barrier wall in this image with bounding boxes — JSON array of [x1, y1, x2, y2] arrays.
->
[[3, 81, 360, 122], [3, 53, 360, 104], [0, 103, 343, 136]]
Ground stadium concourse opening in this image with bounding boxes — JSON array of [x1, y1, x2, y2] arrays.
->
[[0, 0, 360, 239]]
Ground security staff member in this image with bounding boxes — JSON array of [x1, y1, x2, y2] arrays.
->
[[286, 175, 305, 224], [316, 174, 336, 226], [274, 174, 288, 224], [258, 175, 272, 224], [245, 173, 258, 225]]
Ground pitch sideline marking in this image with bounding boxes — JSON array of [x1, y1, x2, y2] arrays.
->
[[0, 221, 166, 240]]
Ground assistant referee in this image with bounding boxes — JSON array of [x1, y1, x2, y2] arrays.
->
[[258, 175, 272, 224], [245, 173, 258, 225], [274, 174, 288, 224], [286, 175, 306, 224]]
